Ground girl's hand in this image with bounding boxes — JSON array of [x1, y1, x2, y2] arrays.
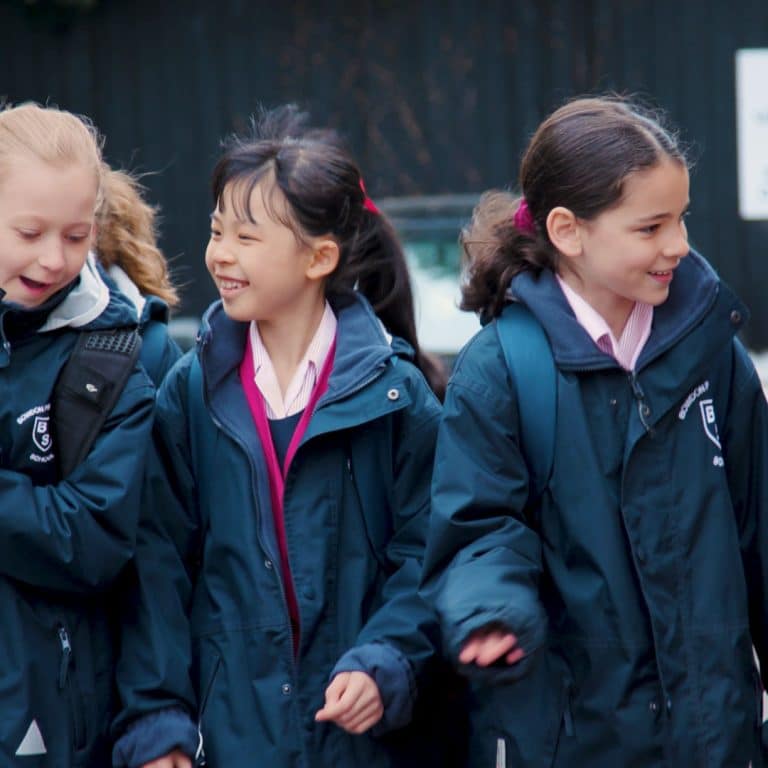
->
[[459, 629, 525, 666], [315, 671, 384, 734], [142, 750, 192, 768]]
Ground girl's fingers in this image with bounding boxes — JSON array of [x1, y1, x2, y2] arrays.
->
[[315, 672, 350, 721], [316, 672, 382, 729], [337, 688, 380, 723], [458, 636, 483, 664], [142, 752, 192, 768], [474, 633, 518, 666], [334, 672, 367, 712], [341, 701, 385, 734], [506, 646, 526, 664], [334, 688, 384, 733], [460, 631, 520, 667]]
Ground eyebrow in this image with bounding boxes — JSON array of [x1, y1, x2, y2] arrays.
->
[[635, 203, 690, 222], [209, 211, 259, 226]]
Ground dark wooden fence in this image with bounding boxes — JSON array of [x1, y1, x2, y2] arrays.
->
[[2, 0, 767, 346]]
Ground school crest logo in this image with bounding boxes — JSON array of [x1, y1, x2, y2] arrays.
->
[[16, 402, 55, 464], [699, 399, 721, 450], [678, 383, 723, 467], [32, 415, 52, 453]]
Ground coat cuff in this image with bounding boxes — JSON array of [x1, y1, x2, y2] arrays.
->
[[331, 642, 416, 734], [112, 707, 199, 768]]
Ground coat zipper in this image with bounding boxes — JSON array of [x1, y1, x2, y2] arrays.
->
[[628, 372, 654, 435], [57, 624, 86, 751], [58, 625, 72, 689], [562, 681, 574, 737], [194, 653, 222, 767]]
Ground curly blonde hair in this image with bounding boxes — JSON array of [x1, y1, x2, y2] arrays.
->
[[97, 165, 179, 307]]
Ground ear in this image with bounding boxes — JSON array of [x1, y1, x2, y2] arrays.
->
[[306, 238, 339, 281], [546, 206, 582, 258]]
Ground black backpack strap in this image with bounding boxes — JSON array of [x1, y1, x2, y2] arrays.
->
[[53, 327, 142, 478]]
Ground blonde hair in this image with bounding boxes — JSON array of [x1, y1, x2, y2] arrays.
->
[[97, 166, 179, 307], [0, 103, 179, 308], [0, 102, 104, 208]]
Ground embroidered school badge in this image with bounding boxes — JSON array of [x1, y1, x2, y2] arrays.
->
[[699, 399, 721, 450], [32, 415, 52, 453]]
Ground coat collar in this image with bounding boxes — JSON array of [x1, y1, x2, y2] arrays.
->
[[509, 250, 747, 375], [510, 250, 748, 431], [198, 292, 407, 406]]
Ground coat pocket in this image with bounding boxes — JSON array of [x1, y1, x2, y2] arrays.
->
[[468, 660, 570, 768]]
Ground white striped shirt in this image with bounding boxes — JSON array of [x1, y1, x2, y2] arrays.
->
[[248, 302, 337, 419], [556, 276, 653, 371]]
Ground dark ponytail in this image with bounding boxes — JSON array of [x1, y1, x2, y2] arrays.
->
[[211, 104, 447, 398], [327, 205, 446, 399], [461, 95, 688, 319], [460, 190, 556, 320]]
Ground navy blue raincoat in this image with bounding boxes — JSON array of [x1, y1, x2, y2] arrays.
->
[[113, 294, 446, 768], [423, 252, 768, 767], [0, 261, 155, 766]]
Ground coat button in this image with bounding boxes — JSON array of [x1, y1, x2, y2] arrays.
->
[[640, 404, 651, 418], [649, 700, 658, 713], [387, 388, 400, 401], [264, 558, 273, 569], [281, 683, 292, 696], [730, 310, 742, 325]]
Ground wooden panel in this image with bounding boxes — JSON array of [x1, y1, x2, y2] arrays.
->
[[1, 0, 767, 345]]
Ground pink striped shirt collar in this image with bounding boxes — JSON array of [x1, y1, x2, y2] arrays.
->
[[556, 275, 653, 371], [248, 301, 337, 418]]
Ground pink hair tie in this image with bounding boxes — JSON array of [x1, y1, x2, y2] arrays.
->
[[359, 178, 381, 216], [513, 198, 536, 235]]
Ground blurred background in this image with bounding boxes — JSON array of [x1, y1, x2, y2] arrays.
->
[[1, 0, 767, 357]]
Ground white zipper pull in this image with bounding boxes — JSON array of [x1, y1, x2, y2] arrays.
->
[[57, 625, 72, 689], [495, 737, 506, 768]]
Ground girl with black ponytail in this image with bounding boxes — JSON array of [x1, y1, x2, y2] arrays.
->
[[112, 105, 447, 768]]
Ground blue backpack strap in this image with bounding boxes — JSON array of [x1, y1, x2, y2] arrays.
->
[[494, 302, 556, 500]]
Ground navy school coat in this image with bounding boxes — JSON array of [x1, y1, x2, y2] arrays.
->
[[0, 264, 155, 766], [423, 251, 768, 767], [113, 293, 452, 768]]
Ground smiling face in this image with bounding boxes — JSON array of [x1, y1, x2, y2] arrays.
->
[[558, 158, 691, 336], [0, 154, 98, 308], [205, 178, 324, 327]]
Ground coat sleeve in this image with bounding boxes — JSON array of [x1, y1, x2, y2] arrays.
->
[[139, 318, 183, 388], [420, 326, 547, 682], [723, 343, 768, 678], [0, 368, 154, 592], [331, 368, 442, 733], [112, 356, 202, 767]]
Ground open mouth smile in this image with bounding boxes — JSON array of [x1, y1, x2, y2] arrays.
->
[[648, 269, 674, 284], [217, 277, 250, 296], [20, 276, 52, 293]]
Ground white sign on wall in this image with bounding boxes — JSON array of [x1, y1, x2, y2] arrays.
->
[[736, 49, 768, 220]]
